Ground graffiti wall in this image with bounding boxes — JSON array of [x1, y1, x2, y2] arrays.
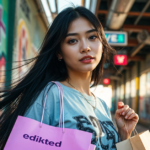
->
[[0, 0, 8, 88], [12, 0, 46, 79]]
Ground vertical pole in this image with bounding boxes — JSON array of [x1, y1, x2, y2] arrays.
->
[[5, 0, 16, 87], [124, 70, 126, 104], [136, 62, 140, 114], [129, 69, 132, 107], [114, 80, 117, 112]]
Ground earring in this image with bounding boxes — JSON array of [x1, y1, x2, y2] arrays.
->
[[58, 58, 62, 61]]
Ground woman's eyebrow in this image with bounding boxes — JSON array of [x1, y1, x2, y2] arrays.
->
[[86, 29, 98, 33], [65, 29, 98, 37]]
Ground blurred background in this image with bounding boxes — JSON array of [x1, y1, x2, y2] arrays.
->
[[0, 0, 150, 131]]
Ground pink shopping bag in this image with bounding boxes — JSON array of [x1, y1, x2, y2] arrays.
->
[[89, 144, 96, 150], [4, 82, 95, 150]]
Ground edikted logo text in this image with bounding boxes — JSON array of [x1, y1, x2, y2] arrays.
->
[[23, 134, 62, 147]]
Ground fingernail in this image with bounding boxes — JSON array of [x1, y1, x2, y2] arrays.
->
[[122, 112, 125, 115], [125, 116, 128, 119]]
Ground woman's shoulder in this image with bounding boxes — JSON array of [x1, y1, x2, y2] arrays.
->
[[96, 97, 112, 118], [24, 82, 60, 117], [25, 82, 60, 111], [44, 82, 60, 95]]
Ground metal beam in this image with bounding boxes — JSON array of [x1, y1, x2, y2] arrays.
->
[[130, 42, 145, 56], [128, 12, 150, 17], [127, 56, 145, 61], [95, 0, 101, 17], [115, 66, 132, 75], [110, 76, 121, 81], [134, 0, 150, 25], [102, 24, 150, 33], [47, 0, 57, 20], [98, 10, 150, 17], [116, 67, 124, 75], [129, 0, 150, 36], [123, 25, 150, 33], [128, 39, 138, 46]]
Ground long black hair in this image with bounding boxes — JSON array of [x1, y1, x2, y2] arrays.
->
[[0, 6, 115, 149]]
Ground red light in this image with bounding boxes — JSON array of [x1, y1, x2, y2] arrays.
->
[[103, 78, 110, 85], [114, 55, 127, 65]]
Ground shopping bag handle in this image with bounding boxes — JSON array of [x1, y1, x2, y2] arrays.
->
[[53, 81, 65, 132], [124, 119, 138, 137], [132, 128, 138, 136], [40, 81, 65, 133]]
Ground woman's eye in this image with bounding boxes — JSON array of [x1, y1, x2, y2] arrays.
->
[[89, 35, 97, 40], [68, 39, 77, 44]]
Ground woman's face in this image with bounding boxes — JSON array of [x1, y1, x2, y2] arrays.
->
[[60, 17, 103, 73]]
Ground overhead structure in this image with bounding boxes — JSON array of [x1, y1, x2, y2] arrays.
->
[[131, 30, 150, 56], [106, 0, 135, 30], [34, 0, 98, 28], [94, 0, 150, 79]]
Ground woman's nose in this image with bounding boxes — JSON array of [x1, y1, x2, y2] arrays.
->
[[80, 40, 91, 53]]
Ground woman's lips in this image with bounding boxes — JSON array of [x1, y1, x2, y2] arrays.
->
[[80, 58, 94, 63]]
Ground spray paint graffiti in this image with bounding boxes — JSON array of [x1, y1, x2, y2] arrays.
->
[[0, 4, 6, 88], [17, 19, 31, 78], [20, 0, 30, 21], [0, 5, 6, 43], [17, 19, 38, 78], [0, 53, 5, 88]]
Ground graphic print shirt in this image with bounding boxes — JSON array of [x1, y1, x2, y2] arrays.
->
[[24, 82, 120, 150]]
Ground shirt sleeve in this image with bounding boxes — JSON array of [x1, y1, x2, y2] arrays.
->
[[24, 83, 60, 125]]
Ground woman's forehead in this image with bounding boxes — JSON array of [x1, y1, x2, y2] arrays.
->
[[67, 17, 95, 34]]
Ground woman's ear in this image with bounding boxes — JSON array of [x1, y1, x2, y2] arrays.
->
[[57, 53, 63, 60]]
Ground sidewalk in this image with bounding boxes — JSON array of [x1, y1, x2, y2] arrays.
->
[[111, 113, 149, 134]]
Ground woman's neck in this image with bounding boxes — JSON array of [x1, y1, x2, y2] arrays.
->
[[60, 70, 92, 96]]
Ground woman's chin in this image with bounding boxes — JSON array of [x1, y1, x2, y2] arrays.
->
[[77, 66, 97, 73]]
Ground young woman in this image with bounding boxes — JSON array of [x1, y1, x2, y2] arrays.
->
[[0, 7, 138, 150]]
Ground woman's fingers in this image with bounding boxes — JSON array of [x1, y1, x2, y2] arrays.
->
[[128, 113, 139, 120], [120, 105, 129, 115], [115, 105, 139, 121], [115, 105, 129, 118], [121, 106, 139, 121], [116, 105, 137, 119], [124, 109, 134, 119]]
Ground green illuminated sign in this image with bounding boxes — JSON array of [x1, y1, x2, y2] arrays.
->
[[105, 31, 127, 46]]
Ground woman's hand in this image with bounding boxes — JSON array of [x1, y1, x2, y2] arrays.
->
[[115, 102, 139, 141]]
